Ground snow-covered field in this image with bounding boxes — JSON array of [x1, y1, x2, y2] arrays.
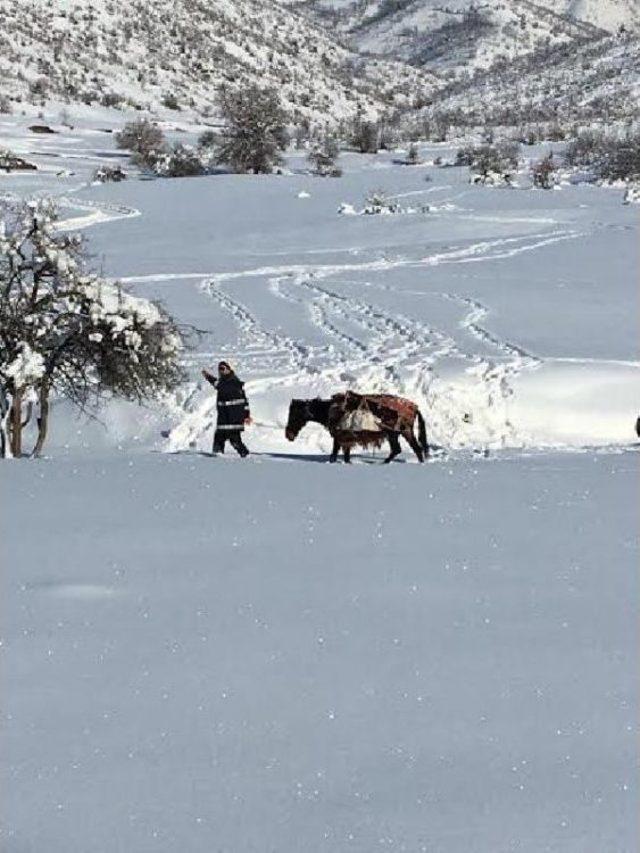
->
[[2, 114, 639, 852]]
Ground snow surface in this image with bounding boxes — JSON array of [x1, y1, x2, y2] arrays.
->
[[1, 114, 639, 852]]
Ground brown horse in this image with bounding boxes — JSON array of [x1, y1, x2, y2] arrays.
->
[[285, 391, 429, 463]]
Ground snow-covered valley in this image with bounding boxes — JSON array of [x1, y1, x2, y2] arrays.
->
[[1, 112, 638, 852]]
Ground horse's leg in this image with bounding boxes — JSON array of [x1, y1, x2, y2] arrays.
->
[[404, 428, 424, 463], [343, 445, 351, 464], [383, 432, 401, 464], [329, 436, 340, 463]]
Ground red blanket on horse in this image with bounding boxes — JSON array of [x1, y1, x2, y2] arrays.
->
[[328, 391, 418, 447]]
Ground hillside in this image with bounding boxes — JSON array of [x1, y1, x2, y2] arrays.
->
[[287, 0, 605, 78], [290, 0, 640, 37], [0, 0, 437, 124], [559, 0, 640, 32], [420, 30, 640, 130]]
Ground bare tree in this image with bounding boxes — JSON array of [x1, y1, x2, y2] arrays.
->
[[0, 201, 185, 458]]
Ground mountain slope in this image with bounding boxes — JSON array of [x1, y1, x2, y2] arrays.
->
[[290, 0, 640, 36], [421, 31, 640, 129], [0, 0, 436, 123], [559, 0, 640, 32], [287, 0, 605, 77]]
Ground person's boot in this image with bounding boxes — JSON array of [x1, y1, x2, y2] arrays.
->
[[231, 436, 249, 458]]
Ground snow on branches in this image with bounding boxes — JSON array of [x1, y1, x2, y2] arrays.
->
[[0, 200, 185, 458]]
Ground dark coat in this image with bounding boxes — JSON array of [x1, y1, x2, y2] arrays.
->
[[205, 372, 250, 432]]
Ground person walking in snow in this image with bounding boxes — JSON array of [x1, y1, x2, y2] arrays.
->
[[202, 361, 251, 457]]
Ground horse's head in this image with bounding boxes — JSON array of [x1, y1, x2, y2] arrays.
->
[[285, 399, 309, 442]]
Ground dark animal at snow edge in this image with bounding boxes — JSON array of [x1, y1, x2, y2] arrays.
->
[[285, 391, 429, 463]]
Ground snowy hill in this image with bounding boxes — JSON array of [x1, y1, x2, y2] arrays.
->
[[558, 0, 640, 33], [422, 31, 640, 129], [287, 0, 605, 77], [291, 0, 640, 39], [0, 0, 436, 124]]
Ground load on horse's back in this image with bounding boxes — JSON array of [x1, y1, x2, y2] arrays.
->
[[285, 390, 429, 463]]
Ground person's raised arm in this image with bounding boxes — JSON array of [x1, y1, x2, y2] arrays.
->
[[202, 369, 217, 387]]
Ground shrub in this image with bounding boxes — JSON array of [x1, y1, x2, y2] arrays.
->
[[406, 143, 420, 165], [153, 143, 206, 177], [363, 190, 401, 215], [532, 153, 556, 189], [101, 92, 124, 109], [565, 131, 640, 182], [93, 164, 127, 183], [0, 149, 37, 172], [162, 92, 181, 111], [115, 119, 167, 169], [457, 141, 520, 183], [308, 135, 341, 176], [198, 129, 219, 149]]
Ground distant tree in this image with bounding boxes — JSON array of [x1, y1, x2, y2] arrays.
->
[[115, 119, 167, 169], [215, 84, 289, 174], [406, 143, 420, 165], [308, 135, 341, 176], [198, 129, 219, 149], [457, 141, 519, 183], [565, 131, 640, 182], [532, 153, 556, 189], [161, 92, 181, 111], [352, 119, 379, 154], [0, 201, 184, 458]]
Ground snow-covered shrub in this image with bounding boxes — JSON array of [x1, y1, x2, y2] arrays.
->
[[532, 153, 557, 189], [565, 131, 640, 183], [470, 171, 514, 187], [0, 201, 185, 458], [92, 165, 127, 183], [459, 141, 519, 185], [623, 185, 640, 204], [215, 84, 289, 174], [308, 135, 341, 177], [363, 190, 401, 215], [0, 95, 12, 114], [152, 143, 206, 177], [338, 202, 357, 216], [0, 149, 37, 173], [115, 119, 167, 169]]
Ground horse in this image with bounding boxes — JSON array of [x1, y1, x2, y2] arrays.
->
[[285, 391, 429, 464]]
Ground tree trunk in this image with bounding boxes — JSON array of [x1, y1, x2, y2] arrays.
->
[[10, 389, 23, 457], [32, 384, 50, 458], [0, 392, 11, 459]]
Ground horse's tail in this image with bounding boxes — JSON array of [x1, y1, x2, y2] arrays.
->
[[416, 409, 429, 456]]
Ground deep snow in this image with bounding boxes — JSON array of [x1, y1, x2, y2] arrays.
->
[[1, 111, 639, 852]]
